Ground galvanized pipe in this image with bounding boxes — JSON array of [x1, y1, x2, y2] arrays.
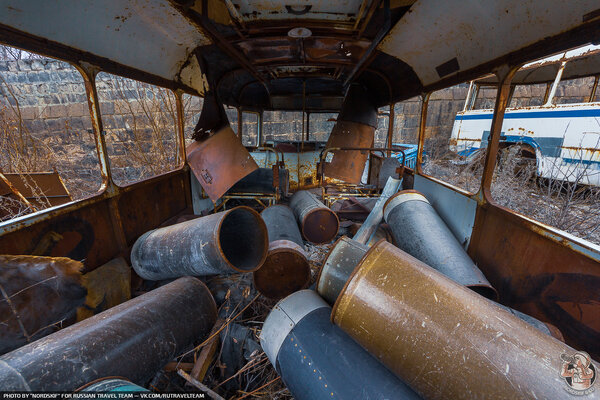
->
[[0, 277, 217, 391], [316, 236, 368, 305], [260, 290, 420, 400], [131, 206, 268, 280], [383, 190, 498, 300], [289, 190, 339, 244], [353, 176, 401, 244], [332, 241, 597, 400], [80, 378, 148, 392], [254, 205, 311, 299]]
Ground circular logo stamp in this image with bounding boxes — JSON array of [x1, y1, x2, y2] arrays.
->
[[561, 352, 596, 396]]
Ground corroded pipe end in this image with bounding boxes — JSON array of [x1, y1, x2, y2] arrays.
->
[[383, 189, 429, 222], [260, 290, 329, 367], [317, 236, 369, 306], [302, 208, 339, 244], [253, 240, 311, 300], [467, 284, 499, 302], [217, 206, 269, 273]]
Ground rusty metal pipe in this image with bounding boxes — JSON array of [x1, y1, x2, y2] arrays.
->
[[131, 206, 268, 280], [0, 277, 217, 391], [253, 205, 311, 299], [290, 190, 339, 244], [383, 190, 498, 300], [316, 236, 368, 305], [332, 241, 597, 400], [260, 290, 420, 400]]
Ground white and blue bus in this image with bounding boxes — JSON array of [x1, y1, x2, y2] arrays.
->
[[450, 48, 600, 186]]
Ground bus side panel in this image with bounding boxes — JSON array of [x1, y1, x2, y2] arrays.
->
[[118, 170, 191, 245], [469, 202, 600, 361], [0, 170, 193, 273], [0, 198, 120, 273]]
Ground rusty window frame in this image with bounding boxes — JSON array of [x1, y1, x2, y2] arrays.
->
[[414, 68, 517, 198], [0, 52, 110, 228], [92, 71, 185, 188], [0, 59, 188, 235]]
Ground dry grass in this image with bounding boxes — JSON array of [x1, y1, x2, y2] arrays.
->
[[424, 142, 600, 245]]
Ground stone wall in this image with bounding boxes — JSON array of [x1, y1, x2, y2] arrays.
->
[[0, 59, 100, 199], [1, 58, 596, 199]]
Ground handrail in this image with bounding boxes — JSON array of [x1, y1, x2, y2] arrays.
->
[[252, 146, 284, 167]]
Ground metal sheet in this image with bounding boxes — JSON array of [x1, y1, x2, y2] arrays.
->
[[378, 0, 600, 86], [0, 0, 210, 85], [187, 126, 259, 201], [332, 241, 599, 400], [323, 121, 375, 183], [469, 202, 600, 361]]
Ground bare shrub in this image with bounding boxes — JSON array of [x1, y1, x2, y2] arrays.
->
[[422, 136, 485, 194], [98, 75, 179, 185], [492, 146, 600, 245]]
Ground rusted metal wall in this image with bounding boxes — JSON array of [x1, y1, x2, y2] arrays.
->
[[469, 203, 600, 360], [0, 170, 192, 273]]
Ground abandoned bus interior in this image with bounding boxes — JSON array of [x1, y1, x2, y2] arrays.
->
[[0, 0, 599, 398]]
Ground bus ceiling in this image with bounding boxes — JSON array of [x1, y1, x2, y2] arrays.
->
[[0, 1, 599, 111]]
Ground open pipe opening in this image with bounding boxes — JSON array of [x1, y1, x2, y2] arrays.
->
[[219, 207, 268, 272]]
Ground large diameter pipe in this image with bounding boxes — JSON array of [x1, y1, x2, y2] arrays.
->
[[260, 290, 420, 400], [316, 236, 368, 305], [0, 277, 217, 391], [131, 206, 268, 280], [383, 190, 498, 300], [289, 190, 339, 244], [332, 241, 598, 400], [317, 237, 559, 338], [254, 205, 311, 299]]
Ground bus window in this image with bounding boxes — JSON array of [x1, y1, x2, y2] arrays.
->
[[509, 83, 547, 107], [552, 77, 596, 105], [96, 73, 179, 186], [241, 111, 259, 147], [374, 106, 390, 148], [392, 96, 422, 145], [308, 112, 337, 142], [473, 86, 498, 110], [262, 111, 304, 144], [490, 73, 600, 245], [423, 80, 498, 194], [225, 105, 238, 135], [0, 45, 102, 221]]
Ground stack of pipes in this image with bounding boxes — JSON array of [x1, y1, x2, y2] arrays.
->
[[259, 187, 597, 399]]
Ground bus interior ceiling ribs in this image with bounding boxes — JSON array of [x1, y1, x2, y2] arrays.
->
[[0, 0, 599, 396]]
